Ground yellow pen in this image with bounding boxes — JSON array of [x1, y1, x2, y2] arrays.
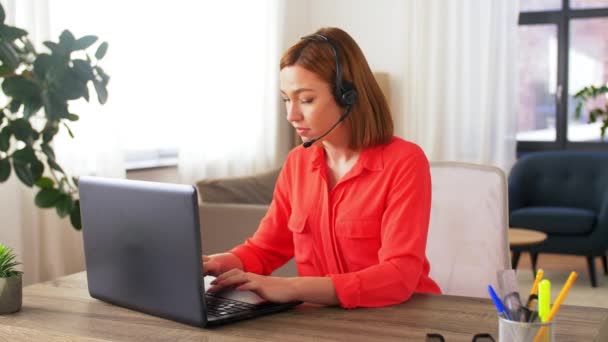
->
[[527, 269, 544, 309], [531, 269, 544, 295], [538, 279, 551, 322], [545, 271, 578, 322], [533, 271, 578, 342]]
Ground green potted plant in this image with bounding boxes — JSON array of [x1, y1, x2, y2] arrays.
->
[[0, 4, 109, 230], [0, 243, 22, 314], [573, 83, 608, 139]]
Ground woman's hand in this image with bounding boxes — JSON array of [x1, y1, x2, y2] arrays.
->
[[202, 253, 244, 276], [208, 269, 298, 303]]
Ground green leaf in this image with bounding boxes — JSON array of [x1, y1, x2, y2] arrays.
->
[[63, 122, 74, 138], [23, 97, 43, 119], [2, 76, 41, 101], [74, 35, 98, 50], [35, 188, 62, 208], [0, 130, 9, 152], [48, 158, 64, 173], [41, 143, 56, 160], [72, 176, 79, 187], [43, 41, 61, 54], [0, 158, 10, 182], [0, 42, 19, 70], [35, 176, 54, 189], [82, 86, 89, 102], [72, 59, 94, 81], [55, 194, 74, 218], [9, 99, 21, 113], [95, 42, 108, 60], [59, 30, 75, 51], [67, 113, 79, 121], [94, 66, 110, 85], [0, 63, 12, 76], [42, 124, 59, 143], [13, 160, 34, 187], [30, 159, 44, 181], [55, 68, 86, 100], [0, 243, 22, 276], [0, 110, 4, 124], [0, 5, 5, 24], [12, 146, 36, 163], [10, 118, 33, 141], [70, 200, 82, 230], [23, 38, 35, 54], [0, 25, 28, 41], [33, 53, 53, 80], [93, 80, 108, 104], [44, 92, 69, 120]]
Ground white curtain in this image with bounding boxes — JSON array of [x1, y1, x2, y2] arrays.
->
[[401, 0, 519, 171], [177, 0, 286, 184], [0, 0, 286, 285], [0, 0, 125, 285]]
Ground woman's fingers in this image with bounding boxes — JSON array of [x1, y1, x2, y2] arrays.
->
[[203, 258, 222, 276], [212, 270, 253, 285], [208, 270, 257, 293]]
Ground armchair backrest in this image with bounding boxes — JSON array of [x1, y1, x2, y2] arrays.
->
[[508, 151, 608, 212], [426, 162, 511, 298]]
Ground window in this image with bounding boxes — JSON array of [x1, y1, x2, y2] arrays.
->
[[45, 1, 277, 170], [518, 0, 608, 152]]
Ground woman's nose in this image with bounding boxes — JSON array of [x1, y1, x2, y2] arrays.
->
[[286, 103, 302, 122]]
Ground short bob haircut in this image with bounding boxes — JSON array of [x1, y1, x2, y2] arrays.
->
[[280, 27, 393, 150]]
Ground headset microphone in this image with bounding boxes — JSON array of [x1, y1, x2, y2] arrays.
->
[[300, 33, 358, 149], [302, 105, 353, 148]]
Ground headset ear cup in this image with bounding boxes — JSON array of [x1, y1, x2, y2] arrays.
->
[[336, 80, 357, 107], [341, 89, 357, 106]]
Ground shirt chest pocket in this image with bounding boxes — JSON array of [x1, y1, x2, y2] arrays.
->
[[288, 213, 314, 264], [335, 219, 382, 270]]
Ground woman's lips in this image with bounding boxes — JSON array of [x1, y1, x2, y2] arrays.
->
[[295, 128, 310, 136]]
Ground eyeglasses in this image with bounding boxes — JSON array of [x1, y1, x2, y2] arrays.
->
[[425, 333, 496, 342]]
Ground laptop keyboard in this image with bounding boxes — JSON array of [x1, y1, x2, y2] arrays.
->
[[205, 293, 257, 318]]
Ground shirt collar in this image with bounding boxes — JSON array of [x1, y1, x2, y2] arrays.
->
[[310, 144, 384, 172]]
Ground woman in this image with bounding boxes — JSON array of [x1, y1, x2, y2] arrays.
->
[[204, 27, 441, 308]]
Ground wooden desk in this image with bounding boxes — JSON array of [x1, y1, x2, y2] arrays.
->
[[1, 272, 607, 341]]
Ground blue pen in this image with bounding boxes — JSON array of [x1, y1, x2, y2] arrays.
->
[[488, 285, 512, 320]]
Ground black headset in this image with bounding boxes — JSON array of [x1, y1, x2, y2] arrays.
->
[[300, 33, 358, 108]]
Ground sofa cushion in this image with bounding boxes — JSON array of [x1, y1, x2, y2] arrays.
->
[[510, 206, 596, 235], [196, 168, 280, 205]]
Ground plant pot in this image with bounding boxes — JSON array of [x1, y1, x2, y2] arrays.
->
[[0, 274, 22, 314]]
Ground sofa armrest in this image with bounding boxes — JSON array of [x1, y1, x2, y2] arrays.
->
[[198, 202, 297, 276]]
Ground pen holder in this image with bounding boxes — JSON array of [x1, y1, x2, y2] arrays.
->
[[498, 316, 555, 342]]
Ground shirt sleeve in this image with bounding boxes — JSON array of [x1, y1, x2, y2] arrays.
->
[[329, 149, 434, 308], [229, 156, 294, 275]]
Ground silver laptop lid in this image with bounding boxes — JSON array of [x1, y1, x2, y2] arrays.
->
[[79, 176, 206, 326]]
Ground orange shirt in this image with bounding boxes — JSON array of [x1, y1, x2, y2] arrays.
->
[[230, 137, 441, 308]]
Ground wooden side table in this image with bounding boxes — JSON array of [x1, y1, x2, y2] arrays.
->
[[509, 228, 548, 274]]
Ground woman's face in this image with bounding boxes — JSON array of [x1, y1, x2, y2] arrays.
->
[[280, 65, 344, 145]]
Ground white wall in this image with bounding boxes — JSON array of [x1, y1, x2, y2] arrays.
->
[[286, 0, 410, 137]]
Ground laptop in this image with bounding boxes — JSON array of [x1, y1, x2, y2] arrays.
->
[[79, 176, 300, 327]]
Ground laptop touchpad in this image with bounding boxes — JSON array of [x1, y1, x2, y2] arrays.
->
[[204, 276, 266, 305]]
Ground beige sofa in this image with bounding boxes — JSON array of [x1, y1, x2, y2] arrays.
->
[[197, 169, 296, 276]]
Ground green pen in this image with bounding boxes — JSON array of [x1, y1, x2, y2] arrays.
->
[[538, 279, 551, 322]]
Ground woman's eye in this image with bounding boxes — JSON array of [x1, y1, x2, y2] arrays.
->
[[281, 98, 290, 103], [300, 98, 314, 104]]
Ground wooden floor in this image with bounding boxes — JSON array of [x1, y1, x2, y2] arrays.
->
[[516, 252, 606, 274]]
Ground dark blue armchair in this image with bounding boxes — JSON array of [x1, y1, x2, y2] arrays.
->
[[509, 151, 608, 287]]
